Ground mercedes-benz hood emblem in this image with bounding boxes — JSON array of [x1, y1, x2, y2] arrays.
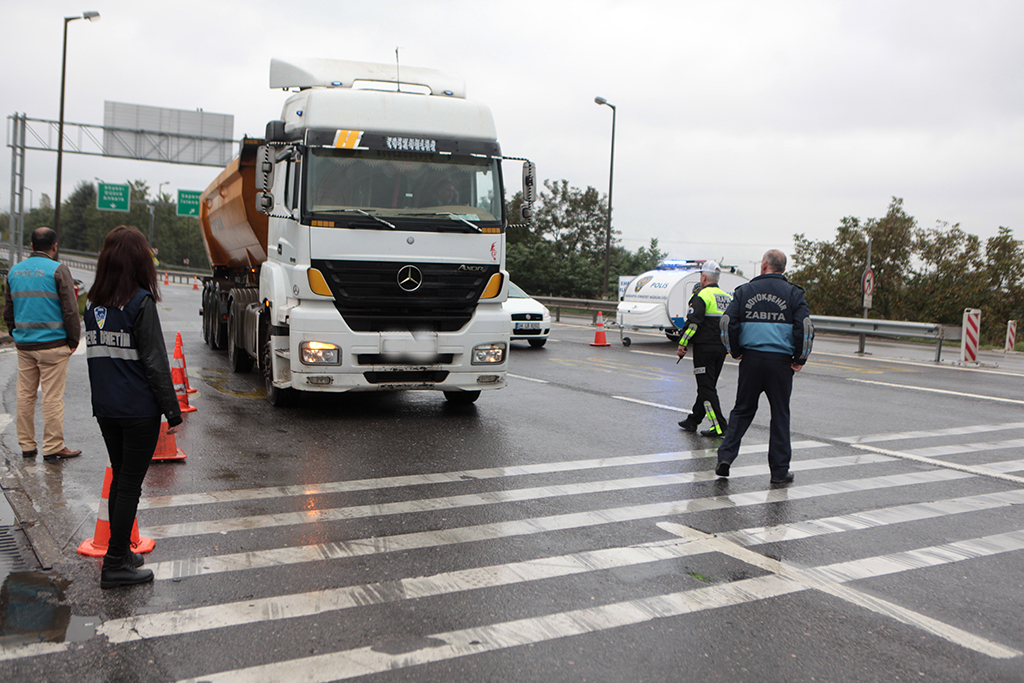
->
[[397, 265, 423, 292]]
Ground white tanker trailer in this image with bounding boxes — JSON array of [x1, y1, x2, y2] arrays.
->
[[614, 261, 748, 346]]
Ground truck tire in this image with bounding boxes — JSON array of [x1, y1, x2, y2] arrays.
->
[[227, 304, 254, 373], [210, 305, 227, 350], [261, 333, 295, 407], [444, 390, 480, 405]]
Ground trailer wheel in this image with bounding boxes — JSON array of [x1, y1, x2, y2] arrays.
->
[[227, 304, 254, 373], [444, 390, 480, 405], [261, 331, 295, 407], [622, 337, 632, 347]]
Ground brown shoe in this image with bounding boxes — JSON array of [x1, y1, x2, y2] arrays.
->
[[43, 447, 82, 460]]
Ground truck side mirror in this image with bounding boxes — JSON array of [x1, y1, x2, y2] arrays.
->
[[520, 161, 536, 223], [266, 119, 286, 142], [258, 193, 274, 212], [257, 144, 275, 214]]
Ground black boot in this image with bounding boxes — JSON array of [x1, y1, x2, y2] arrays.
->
[[101, 554, 154, 589], [129, 550, 145, 567]]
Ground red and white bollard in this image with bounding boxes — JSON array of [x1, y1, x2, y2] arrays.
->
[[1006, 320, 1017, 353], [960, 308, 981, 363]]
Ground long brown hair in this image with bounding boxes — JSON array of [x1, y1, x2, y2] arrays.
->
[[88, 225, 161, 307]]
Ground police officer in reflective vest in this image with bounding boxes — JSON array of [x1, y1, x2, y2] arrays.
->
[[677, 261, 732, 437], [3, 227, 82, 460]]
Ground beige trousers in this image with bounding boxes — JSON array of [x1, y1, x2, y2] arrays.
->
[[16, 345, 74, 455]]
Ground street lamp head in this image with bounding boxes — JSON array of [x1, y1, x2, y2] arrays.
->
[[83, 11, 100, 20], [594, 96, 607, 105]]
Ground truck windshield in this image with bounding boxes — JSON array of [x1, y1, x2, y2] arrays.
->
[[306, 149, 501, 227]]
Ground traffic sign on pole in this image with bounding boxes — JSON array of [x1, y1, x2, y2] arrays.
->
[[862, 268, 874, 310], [97, 182, 131, 212], [177, 189, 201, 217]]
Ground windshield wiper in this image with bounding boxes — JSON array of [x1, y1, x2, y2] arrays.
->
[[327, 208, 396, 229], [403, 212, 482, 233]]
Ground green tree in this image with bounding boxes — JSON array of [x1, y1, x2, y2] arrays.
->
[[791, 197, 916, 319]]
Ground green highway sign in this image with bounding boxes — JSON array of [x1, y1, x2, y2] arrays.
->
[[177, 189, 202, 217], [97, 183, 131, 212]]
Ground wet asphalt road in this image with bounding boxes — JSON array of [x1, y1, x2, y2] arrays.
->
[[1, 274, 1023, 682]]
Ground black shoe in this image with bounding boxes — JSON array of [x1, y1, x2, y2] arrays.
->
[[700, 428, 725, 438], [101, 564, 154, 589], [22, 449, 37, 458], [678, 420, 698, 432], [129, 551, 145, 568], [714, 461, 730, 477], [770, 472, 795, 484]]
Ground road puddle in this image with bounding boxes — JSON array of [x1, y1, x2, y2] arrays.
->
[[0, 571, 95, 649]]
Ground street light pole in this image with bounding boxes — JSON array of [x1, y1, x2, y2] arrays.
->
[[151, 181, 170, 247], [595, 96, 616, 299], [54, 10, 100, 236]]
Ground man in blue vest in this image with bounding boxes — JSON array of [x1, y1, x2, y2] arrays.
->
[[3, 227, 82, 461], [676, 261, 733, 437]]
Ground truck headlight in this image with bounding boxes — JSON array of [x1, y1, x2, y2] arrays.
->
[[300, 341, 340, 365], [472, 343, 506, 365]]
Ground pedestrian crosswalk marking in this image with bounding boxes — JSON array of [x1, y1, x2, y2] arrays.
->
[[848, 442, 1024, 485], [101, 489, 1024, 647], [174, 528, 1024, 682], [144, 453, 888, 540], [150, 465, 982, 581], [139, 440, 829, 511], [836, 421, 1024, 444]]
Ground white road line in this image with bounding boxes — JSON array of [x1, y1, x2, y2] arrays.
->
[[847, 378, 1024, 405], [0, 413, 12, 433], [612, 395, 686, 412], [906, 437, 1024, 458], [148, 466, 974, 582], [659, 523, 1022, 660], [847, 443, 1024, 485], [139, 440, 828, 511], [143, 453, 883, 540], [507, 373, 548, 383], [835, 421, 1024, 444], [716, 488, 1024, 547], [815, 350, 1024, 378], [176, 528, 1024, 681]]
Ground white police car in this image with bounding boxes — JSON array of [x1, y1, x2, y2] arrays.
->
[[504, 282, 551, 348]]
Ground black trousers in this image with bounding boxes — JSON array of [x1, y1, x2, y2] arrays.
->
[[717, 351, 794, 477], [687, 345, 727, 428], [96, 416, 159, 560]]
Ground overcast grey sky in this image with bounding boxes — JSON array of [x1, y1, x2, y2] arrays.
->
[[3, 0, 1022, 272]]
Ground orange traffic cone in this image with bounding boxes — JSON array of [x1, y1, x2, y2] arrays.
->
[[173, 340, 198, 413], [77, 467, 155, 557], [164, 270, 169, 286], [590, 311, 611, 347], [152, 421, 187, 461], [174, 332, 197, 394], [192, 278, 199, 291]]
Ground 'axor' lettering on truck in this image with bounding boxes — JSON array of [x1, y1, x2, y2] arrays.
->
[[198, 58, 535, 406]]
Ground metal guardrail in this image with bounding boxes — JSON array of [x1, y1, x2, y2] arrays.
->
[[58, 255, 206, 286], [532, 296, 618, 324], [810, 315, 962, 362]]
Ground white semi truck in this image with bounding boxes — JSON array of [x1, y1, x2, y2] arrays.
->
[[198, 58, 534, 405]]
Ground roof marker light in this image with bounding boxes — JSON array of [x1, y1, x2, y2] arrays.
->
[[444, 90, 453, 96], [332, 81, 342, 86], [296, 110, 303, 117]]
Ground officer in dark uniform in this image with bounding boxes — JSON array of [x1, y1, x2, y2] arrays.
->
[[715, 250, 813, 483], [677, 261, 732, 437]]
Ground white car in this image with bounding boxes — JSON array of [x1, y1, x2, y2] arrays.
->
[[504, 282, 551, 348]]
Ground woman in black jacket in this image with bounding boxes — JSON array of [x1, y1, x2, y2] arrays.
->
[[84, 225, 182, 589]]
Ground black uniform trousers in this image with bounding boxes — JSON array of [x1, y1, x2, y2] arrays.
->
[[687, 345, 727, 428], [96, 415, 159, 561], [717, 350, 794, 477]]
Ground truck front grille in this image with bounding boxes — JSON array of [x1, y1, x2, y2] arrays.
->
[[312, 260, 498, 332]]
